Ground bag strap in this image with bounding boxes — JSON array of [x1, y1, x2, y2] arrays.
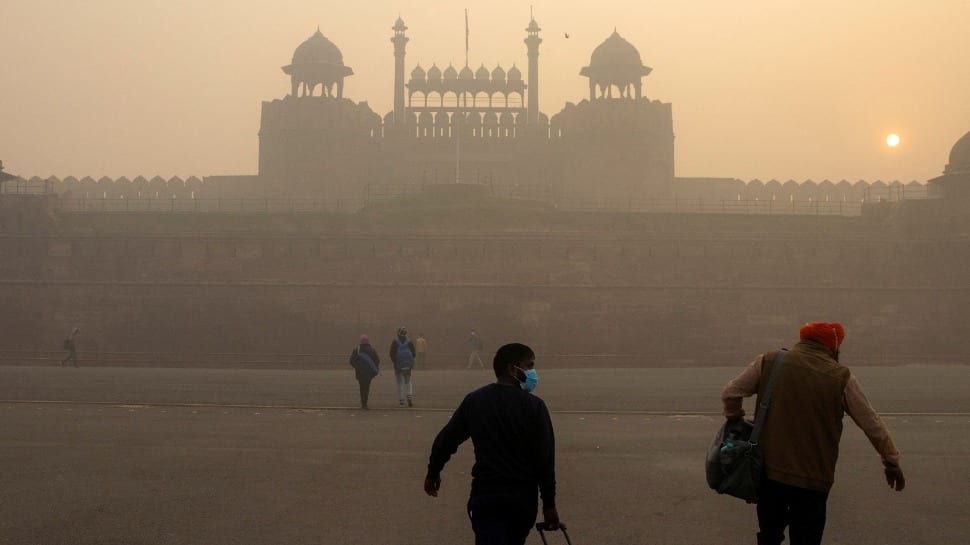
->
[[750, 348, 788, 445]]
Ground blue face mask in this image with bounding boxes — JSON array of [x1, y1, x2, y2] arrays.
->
[[514, 366, 539, 392]]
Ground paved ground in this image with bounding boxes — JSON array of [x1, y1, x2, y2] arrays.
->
[[1, 365, 968, 545]]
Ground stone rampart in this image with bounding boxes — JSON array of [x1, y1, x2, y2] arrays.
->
[[1, 212, 966, 367]]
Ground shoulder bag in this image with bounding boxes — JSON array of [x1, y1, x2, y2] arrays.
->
[[706, 348, 787, 503]]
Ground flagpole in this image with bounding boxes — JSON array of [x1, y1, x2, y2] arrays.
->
[[456, 96, 461, 184], [457, 9, 469, 184]]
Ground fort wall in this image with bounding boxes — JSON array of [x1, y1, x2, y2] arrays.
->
[[1, 209, 966, 367]]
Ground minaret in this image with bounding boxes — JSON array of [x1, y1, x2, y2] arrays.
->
[[524, 14, 542, 125], [391, 16, 409, 125]]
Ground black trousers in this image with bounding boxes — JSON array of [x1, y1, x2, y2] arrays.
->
[[757, 478, 829, 545], [467, 490, 538, 545], [356, 376, 373, 407]]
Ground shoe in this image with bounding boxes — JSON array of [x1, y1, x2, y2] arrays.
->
[[407, 398, 413, 407], [361, 405, 369, 410], [399, 400, 405, 407]]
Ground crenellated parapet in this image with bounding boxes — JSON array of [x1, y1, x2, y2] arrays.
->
[[259, 95, 382, 139], [551, 97, 672, 138], [29, 175, 205, 199], [673, 178, 927, 204], [22, 174, 928, 208]]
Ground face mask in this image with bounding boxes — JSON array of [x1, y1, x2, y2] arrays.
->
[[514, 366, 539, 392]]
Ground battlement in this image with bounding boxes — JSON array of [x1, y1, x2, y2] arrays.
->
[[10, 175, 928, 213]]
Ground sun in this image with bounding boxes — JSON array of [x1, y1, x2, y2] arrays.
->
[[886, 134, 901, 147]]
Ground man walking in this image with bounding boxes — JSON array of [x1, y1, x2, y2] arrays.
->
[[60, 327, 79, 367], [721, 322, 905, 545], [425, 343, 561, 545], [349, 335, 380, 409], [466, 329, 484, 369], [389, 326, 416, 407]]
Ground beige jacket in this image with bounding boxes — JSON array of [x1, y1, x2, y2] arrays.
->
[[722, 342, 901, 491]]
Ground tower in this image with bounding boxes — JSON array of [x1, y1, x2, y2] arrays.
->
[[391, 16, 409, 125], [524, 15, 542, 125], [552, 30, 674, 208], [260, 29, 381, 204]]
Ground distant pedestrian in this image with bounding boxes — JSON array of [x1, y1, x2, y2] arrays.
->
[[390, 326, 416, 407], [721, 322, 905, 545], [60, 327, 79, 367], [415, 333, 428, 366], [425, 342, 561, 544], [466, 329, 484, 369], [349, 335, 380, 410]]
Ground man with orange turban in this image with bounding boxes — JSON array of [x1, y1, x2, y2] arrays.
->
[[721, 322, 905, 545]]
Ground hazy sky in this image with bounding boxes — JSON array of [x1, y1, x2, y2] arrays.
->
[[2, 0, 968, 182]]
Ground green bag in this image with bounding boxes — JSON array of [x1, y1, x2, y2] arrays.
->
[[706, 349, 787, 504]]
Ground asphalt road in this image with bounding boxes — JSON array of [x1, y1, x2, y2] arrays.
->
[[1, 365, 968, 545]]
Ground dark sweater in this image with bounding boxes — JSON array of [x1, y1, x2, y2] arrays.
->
[[427, 383, 557, 508], [349, 344, 380, 379]]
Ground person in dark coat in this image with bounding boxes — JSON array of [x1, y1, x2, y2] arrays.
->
[[349, 334, 380, 409], [425, 342, 561, 545]]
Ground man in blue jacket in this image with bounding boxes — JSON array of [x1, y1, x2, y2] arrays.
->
[[424, 343, 561, 545]]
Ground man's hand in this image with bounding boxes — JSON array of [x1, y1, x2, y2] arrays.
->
[[424, 477, 441, 497], [539, 507, 560, 531], [884, 464, 905, 491]]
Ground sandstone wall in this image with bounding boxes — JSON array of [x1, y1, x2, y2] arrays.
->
[[1, 220, 966, 367]]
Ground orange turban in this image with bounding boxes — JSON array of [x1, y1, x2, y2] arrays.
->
[[799, 322, 845, 352]]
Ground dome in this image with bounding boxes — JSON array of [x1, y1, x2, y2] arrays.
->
[[459, 65, 474, 80], [475, 64, 490, 80], [945, 131, 970, 175], [292, 28, 344, 66], [410, 64, 426, 79], [491, 65, 506, 82], [580, 30, 653, 98], [427, 64, 442, 81], [589, 31, 644, 69], [507, 64, 522, 81], [443, 64, 458, 80]]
